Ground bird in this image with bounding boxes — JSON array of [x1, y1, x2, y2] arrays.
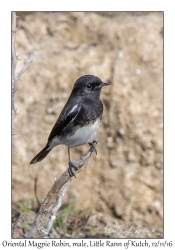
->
[[30, 75, 110, 177]]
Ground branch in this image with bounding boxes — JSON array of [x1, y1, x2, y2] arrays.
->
[[12, 12, 33, 150], [12, 12, 17, 89], [44, 179, 72, 237], [12, 12, 17, 147], [15, 53, 33, 82], [27, 140, 98, 238]]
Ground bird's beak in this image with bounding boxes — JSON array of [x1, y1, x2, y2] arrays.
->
[[102, 82, 110, 87]]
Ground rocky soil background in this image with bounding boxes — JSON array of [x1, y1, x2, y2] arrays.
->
[[12, 12, 163, 238]]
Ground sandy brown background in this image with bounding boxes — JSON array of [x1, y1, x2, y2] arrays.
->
[[12, 12, 163, 238]]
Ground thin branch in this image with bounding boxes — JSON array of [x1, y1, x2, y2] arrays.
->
[[11, 11, 33, 151], [26, 140, 98, 238], [12, 12, 17, 89], [15, 53, 33, 82], [44, 179, 72, 236], [12, 12, 17, 148]]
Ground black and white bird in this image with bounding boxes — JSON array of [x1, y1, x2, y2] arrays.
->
[[30, 75, 110, 176]]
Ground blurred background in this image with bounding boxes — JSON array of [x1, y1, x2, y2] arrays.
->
[[12, 12, 163, 238]]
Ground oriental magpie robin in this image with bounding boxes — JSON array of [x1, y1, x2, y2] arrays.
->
[[30, 75, 110, 177]]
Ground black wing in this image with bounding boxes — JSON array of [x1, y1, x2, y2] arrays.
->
[[74, 98, 103, 126], [48, 104, 81, 142]]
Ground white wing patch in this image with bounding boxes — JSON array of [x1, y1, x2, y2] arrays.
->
[[66, 104, 81, 127], [67, 104, 79, 116]]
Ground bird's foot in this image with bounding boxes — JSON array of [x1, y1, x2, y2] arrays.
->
[[68, 161, 78, 178], [89, 140, 98, 155]]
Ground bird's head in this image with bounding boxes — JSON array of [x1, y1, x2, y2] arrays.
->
[[72, 75, 110, 98]]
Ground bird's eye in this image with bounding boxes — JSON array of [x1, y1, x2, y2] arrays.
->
[[86, 84, 94, 91], [87, 84, 92, 89]]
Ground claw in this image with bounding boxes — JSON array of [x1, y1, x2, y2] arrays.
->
[[89, 140, 97, 155], [68, 161, 78, 178]]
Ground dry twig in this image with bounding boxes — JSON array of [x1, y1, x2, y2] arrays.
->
[[27, 140, 98, 238], [12, 12, 33, 150]]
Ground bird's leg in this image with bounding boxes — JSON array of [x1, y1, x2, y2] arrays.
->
[[68, 148, 78, 178], [89, 140, 97, 155]]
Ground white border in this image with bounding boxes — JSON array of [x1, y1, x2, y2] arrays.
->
[[0, 0, 175, 248]]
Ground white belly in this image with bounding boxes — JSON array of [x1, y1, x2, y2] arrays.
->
[[65, 119, 100, 148], [49, 119, 100, 149]]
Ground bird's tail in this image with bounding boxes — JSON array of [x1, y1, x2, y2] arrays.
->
[[30, 145, 51, 164]]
